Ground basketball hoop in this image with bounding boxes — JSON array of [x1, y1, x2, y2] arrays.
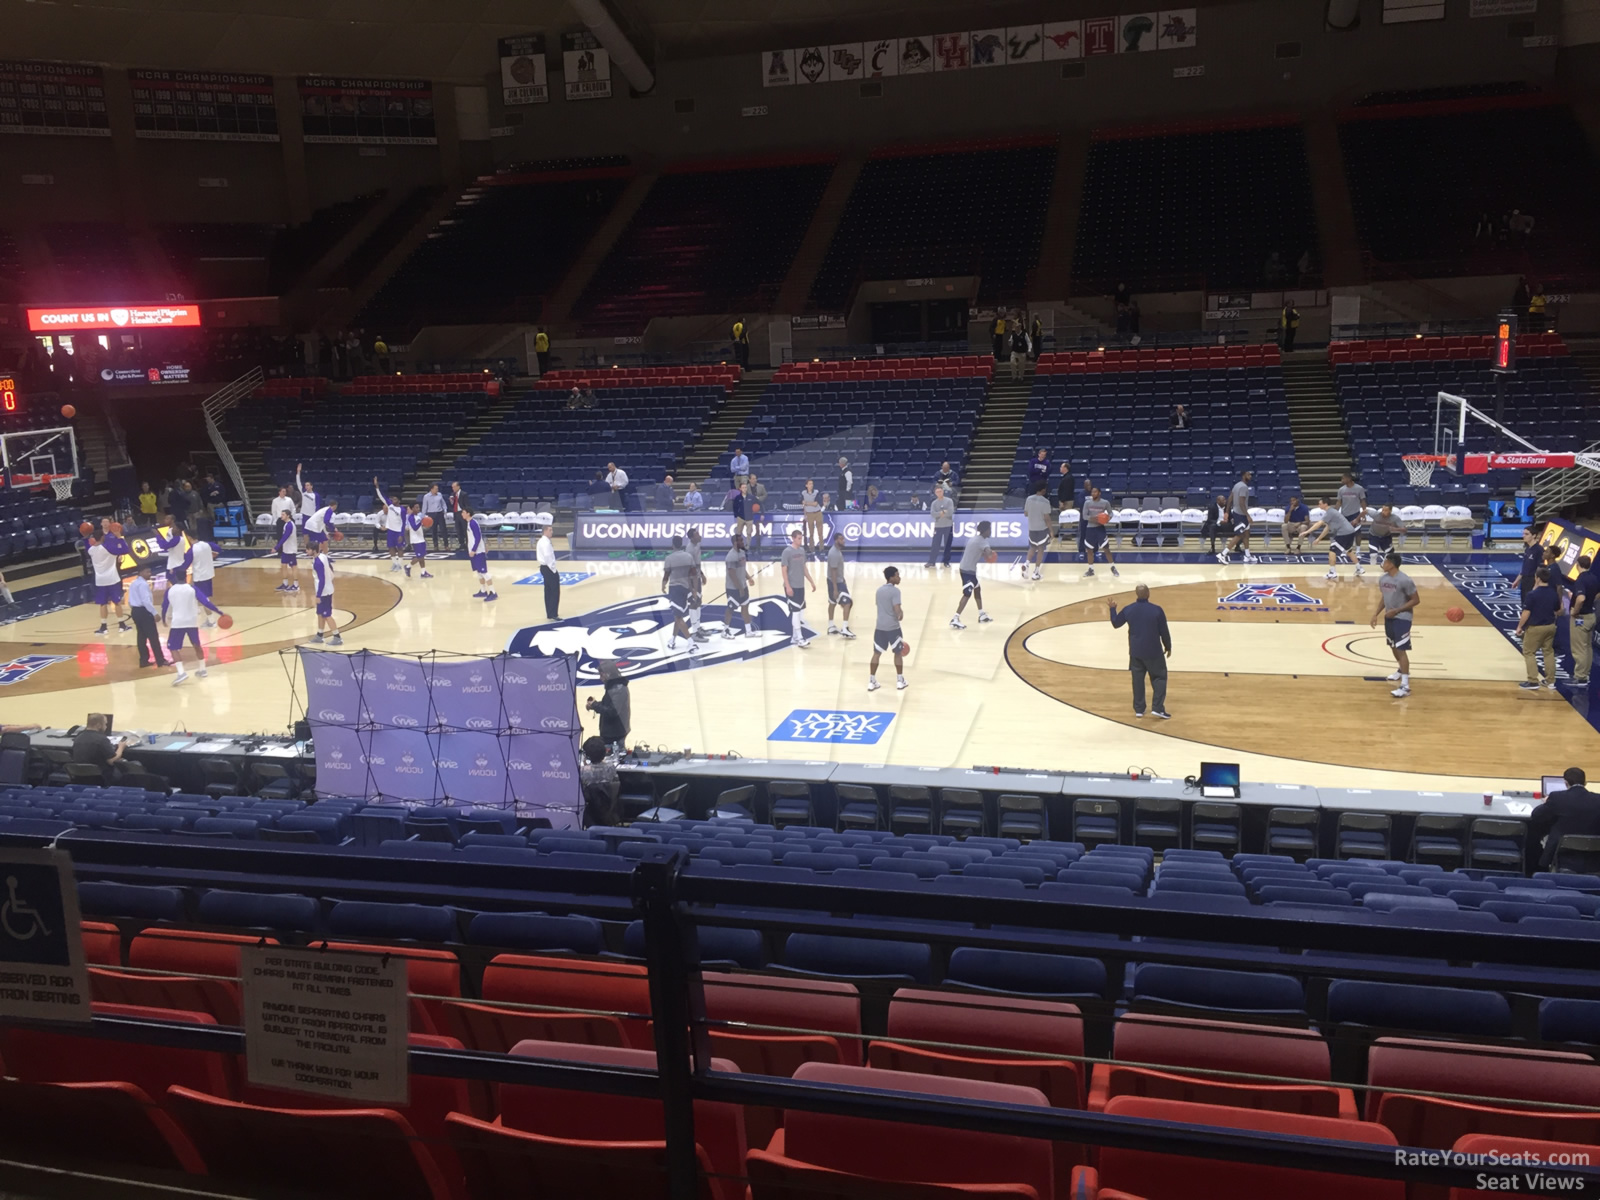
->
[[1402, 454, 1447, 487], [46, 474, 75, 501]]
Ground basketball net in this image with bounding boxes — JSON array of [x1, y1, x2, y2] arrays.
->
[[47, 475, 75, 501], [1402, 455, 1443, 487]]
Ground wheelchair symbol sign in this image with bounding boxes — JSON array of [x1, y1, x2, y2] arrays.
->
[[0, 849, 90, 1023]]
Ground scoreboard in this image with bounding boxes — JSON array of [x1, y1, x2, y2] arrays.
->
[[0, 377, 15, 413]]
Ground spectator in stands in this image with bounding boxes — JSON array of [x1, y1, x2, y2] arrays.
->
[[1280, 301, 1300, 352], [934, 460, 957, 496], [732, 483, 753, 542], [138, 482, 158, 520], [1113, 282, 1130, 310], [1281, 496, 1312, 553], [652, 475, 676, 510], [747, 472, 768, 553], [1126, 298, 1141, 343], [1008, 324, 1028, 380], [605, 462, 630, 510], [449, 482, 468, 549], [1510, 209, 1535, 240], [71, 713, 127, 784], [422, 484, 447, 550], [567, 385, 584, 409], [1512, 277, 1531, 313], [819, 491, 834, 513], [1202, 494, 1229, 555], [1528, 766, 1600, 870], [1264, 251, 1285, 285], [374, 335, 390, 372], [1297, 248, 1315, 285], [684, 481, 704, 511], [837, 458, 854, 509], [1529, 284, 1547, 332], [1028, 448, 1050, 486], [730, 446, 750, 490], [579, 736, 620, 827], [535, 328, 550, 376], [864, 484, 882, 511], [991, 312, 1007, 362], [1171, 404, 1190, 430], [1475, 212, 1495, 241], [926, 485, 955, 567], [581, 386, 597, 408], [166, 480, 190, 534], [1029, 314, 1044, 361], [201, 473, 225, 507], [1055, 462, 1077, 538], [732, 318, 750, 368], [585, 661, 631, 754]]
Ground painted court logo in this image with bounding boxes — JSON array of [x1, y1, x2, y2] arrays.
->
[[1217, 583, 1328, 613], [770, 710, 895, 745], [0, 654, 71, 685], [506, 593, 794, 685]]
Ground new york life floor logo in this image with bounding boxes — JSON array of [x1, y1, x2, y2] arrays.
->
[[769, 710, 895, 745]]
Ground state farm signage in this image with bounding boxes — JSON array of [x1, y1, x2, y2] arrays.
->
[[27, 304, 202, 332]]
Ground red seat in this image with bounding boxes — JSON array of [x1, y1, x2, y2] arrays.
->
[[0, 1001, 233, 1101], [323, 942, 462, 1035], [1096, 1096, 1402, 1200], [748, 1147, 1045, 1199], [481, 954, 652, 1050], [499, 1039, 746, 1200], [92, 929, 279, 1024], [447, 1113, 716, 1200], [0, 1077, 206, 1174], [81, 920, 120, 965], [166, 1084, 456, 1200], [1446, 1135, 1597, 1200], [778, 1062, 1055, 1200], [442, 998, 628, 1054]]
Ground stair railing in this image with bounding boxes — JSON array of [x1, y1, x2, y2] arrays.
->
[[202, 367, 264, 522]]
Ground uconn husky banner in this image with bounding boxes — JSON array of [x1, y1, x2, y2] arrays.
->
[[295, 648, 581, 823], [571, 510, 1028, 552]]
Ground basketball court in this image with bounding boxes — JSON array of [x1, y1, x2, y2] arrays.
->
[[2, 545, 1592, 796]]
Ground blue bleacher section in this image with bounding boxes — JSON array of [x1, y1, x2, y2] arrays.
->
[[0, 485, 86, 565], [1011, 345, 1298, 503], [1333, 335, 1595, 497], [712, 358, 989, 509]]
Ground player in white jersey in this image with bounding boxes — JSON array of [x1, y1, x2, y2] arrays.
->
[[405, 502, 432, 578], [463, 506, 495, 601], [311, 548, 342, 644], [374, 477, 406, 572], [275, 512, 300, 591], [303, 498, 337, 552], [295, 462, 318, 553], [190, 539, 218, 627], [161, 577, 225, 685], [155, 521, 192, 582], [86, 531, 131, 635]]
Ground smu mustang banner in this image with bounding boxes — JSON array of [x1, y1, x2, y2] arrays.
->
[[571, 510, 1029, 553]]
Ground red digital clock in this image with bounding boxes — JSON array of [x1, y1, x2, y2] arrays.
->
[[0, 377, 16, 413]]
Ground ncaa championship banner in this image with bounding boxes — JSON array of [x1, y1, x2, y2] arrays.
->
[[570, 509, 1029, 553]]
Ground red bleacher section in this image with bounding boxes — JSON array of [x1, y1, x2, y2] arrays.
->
[[774, 356, 995, 383], [1330, 333, 1567, 366], [252, 377, 329, 400], [1035, 345, 1280, 375], [533, 365, 742, 392], [345, 373, 500, 396]]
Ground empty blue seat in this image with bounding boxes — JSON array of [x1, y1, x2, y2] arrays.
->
[[1539, 996, 1600, 1044], [459, 846, 542, 866], [1360, 893, 1457, 913], [377, 838, 458, 859], [1422, 876, 1494, 896], [962, 861, 1047, 887], [869, 855, 950, 879], [1131, 963, 1305, 1017], [1533, 872, 1600, 891], [191, 817, 260, 839], [928, 875, 1028, 897], [946, 947, 1106, 998], [1152, 876, 1247, 897], [347, 811, 407, 846], [782, 933, 932, 983], [622, 921, 766, 968], [1059, 867, 1144, 892], [118, 813, 188, 832], [780, 851, 860, 873], [1143, 891, 1254, 913], [540, 836, 613, 855], [1504, 887, 1600, 916], [1325, 979, 1512, 1037], [699, 846, 775, 867], [1257, 885, 1351, 906], [458, 832, 528, 849], [1517, 916, 1600, 939], [276, 813, 346, 844], [197, 890, 320, 933], [76, 881, 187, 922], [540, 851, 630, 872], [465, 912, 604, 955], [1482, 899, 1583, 923], [326, 901, 457, 942], [1374, 908, 1501, 930]]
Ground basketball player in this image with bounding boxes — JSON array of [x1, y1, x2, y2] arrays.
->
[[1024, 481, 1052, 581], [826, 533, 855, 638], [661, 535, 699, 653], [1366, 503, 1407, 567], [463, 504, 495, 601], [190, 538, 217, 627], [722, 532, 754, 639], [1080, 486, 1119, 578], [801, 479, 824, 553], [311, 544, 343, 645], [155, 518, 192, 582], [160, 572, 224, 685], [406, 502, 432, 578], [1220, 469, 1256, 565], [685, 528, 708, 639], [780, 528, 816, 648], [951, 520, 997, 629], [1337, 473, 1367, 531], [303, 495, 336, 554], [295, 462, 318, 554], [374, 478, 406, 572], [86, 531, 131, 635], [868, 566, 907, 692], [1369, 551, 1419, 698], [1305, 501, 1365, 579], [275, 512, 300, 591]]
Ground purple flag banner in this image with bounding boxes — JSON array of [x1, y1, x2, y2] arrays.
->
[[427, 659, 504, 731], [311, 723, 370, 798], [499, 656, 577, 733], [505, 732, 583, 827], [365, 653, 432, 730], [366, 728, 438, 802], [434, 731, 507, 806], [301, 648, 366, 725]]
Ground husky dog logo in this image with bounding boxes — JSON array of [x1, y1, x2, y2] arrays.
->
[[798, 46, 826, 83], [507, 594, 796, 684]]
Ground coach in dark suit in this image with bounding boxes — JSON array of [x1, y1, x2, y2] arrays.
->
[[1110, 584, 1172, 719], [1529, 767, 1600, 870]]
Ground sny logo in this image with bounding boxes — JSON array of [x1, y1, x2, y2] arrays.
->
[[1218, 583, 1328, 613], [0, 654, 71, 686], [770, 710, 896, 745]]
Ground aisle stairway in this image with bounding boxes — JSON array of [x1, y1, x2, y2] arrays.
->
[[396, 389, 525, 500], [1282, 351, 1353, 502], [673, 370, 770, 497], [960, 359, 1032, 506]]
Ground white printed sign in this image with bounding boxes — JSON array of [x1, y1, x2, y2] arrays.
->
[[242, 945, 410, 1104], [0, 849, 91, 1023]]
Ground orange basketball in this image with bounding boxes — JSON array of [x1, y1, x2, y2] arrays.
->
[[217, 613, 235, 630], [1096, 511, 1111, 525], [78, 521, 93, 536], [1446, 607, 1464, 623], [421, 515, 433, 528], [899, 638, 912, 656], [331, 530, 345, 541], [109, 521, 123, 535], [60, 404, 76, 420]]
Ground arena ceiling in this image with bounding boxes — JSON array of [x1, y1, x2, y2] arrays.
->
[[3, 0, 1242, 82]]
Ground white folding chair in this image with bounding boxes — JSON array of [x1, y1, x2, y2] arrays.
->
[[1179, 508, 1205, 548], [1114, 507, 1141, 548], [1442, 504, 1476, 549], [1420, 504, 1448, 549], [1058, 508, 1080, 550]]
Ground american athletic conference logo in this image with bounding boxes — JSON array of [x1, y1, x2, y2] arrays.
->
[[505, 594, 796, 684], [1218, 583, 1329, 613]]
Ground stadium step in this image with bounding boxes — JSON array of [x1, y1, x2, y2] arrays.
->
[[675, 370, 772, 496], [397, 389, 526, 498], [1569, 338, 1600, 399], [961, 360, 1034, 505], [1282, 352, 1354, 501]]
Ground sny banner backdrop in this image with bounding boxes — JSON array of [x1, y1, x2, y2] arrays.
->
[[570, 509, 1030, 553], [298, 78, 436, 144], [0, 61, 110, 136], [499, 35, 549, 105], [131, 70, 279, 142]]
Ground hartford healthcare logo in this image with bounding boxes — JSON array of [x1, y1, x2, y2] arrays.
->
[[770, 710, 896, 745], [1217, 583, 1328, 613]]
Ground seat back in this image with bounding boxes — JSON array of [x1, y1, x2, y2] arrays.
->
[[446, 1113, 717, 1200], [0, 1078, 206, 1174], [482, 954, 653, 1049], [747, 1147, 1042, 1200], [322, 942, 462, 1035], [0, 1002, 232, 1101]]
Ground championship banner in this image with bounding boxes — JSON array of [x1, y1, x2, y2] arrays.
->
[[298, 77, 436, 145], [561, 32, 612, 101], [570, 509, 1030, 553], [131, 70, 278, 142], [0, 61, 110, 137], [498, 35, 549, 105]]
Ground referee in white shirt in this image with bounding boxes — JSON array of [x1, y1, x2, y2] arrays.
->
[[536, 515, 560, 619]]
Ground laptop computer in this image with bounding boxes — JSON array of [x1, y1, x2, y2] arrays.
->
[[1199, 762, 1241, 800]]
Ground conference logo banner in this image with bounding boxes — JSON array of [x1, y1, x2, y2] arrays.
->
[[827, 43, 865, 83], [898, 36, 934, 74], [763, 49, 796, 87], [970, 29, 1007, 67], [298, 77, 436, 145], [865, 40, 899, 77], [562, 31, 612, 100], [570, 509, 1029, 552], [498, 35, 549, 105], [131, 70, 278, 142], [0, 61, 109, 137]]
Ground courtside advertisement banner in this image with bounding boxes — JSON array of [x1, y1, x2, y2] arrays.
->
[[570, 510, 1028, 552], [28, 304, 202, 332]]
